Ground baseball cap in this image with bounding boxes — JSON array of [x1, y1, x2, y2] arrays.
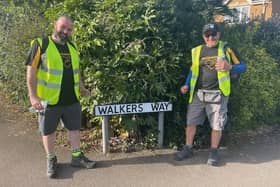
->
[[202, 23, 220, 35]]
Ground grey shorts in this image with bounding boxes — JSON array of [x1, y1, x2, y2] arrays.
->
[[186, 90, 228, 131], [38, 102, 81, 135]]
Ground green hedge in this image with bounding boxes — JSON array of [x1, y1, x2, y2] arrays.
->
[[0, 1, 48, 106], [1, 0, 279, 148]]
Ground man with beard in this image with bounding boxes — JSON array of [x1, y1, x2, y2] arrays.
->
[[26, 15, 96, 178]]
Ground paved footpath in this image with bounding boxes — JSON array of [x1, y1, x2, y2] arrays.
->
[[1, 97, 280, 187]]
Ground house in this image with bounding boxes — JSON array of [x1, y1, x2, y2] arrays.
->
[[272, 0, 280, 15], [218, 0, 280, 23]]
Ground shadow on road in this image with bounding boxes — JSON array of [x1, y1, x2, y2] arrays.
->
[[93, 128, 280, 168], [55, 163, 84, 179]]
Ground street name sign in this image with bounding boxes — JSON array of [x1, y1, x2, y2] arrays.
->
[[94, 102, 172, 116]]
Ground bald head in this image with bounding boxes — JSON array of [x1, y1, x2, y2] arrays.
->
[[56, 15, 73, 23], [52, 15, 73, 44]]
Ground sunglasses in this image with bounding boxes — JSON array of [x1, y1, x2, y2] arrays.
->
[[204, 32, 217, 38]]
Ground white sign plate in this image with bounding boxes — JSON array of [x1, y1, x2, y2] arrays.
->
[[94, 102, 172, 116]]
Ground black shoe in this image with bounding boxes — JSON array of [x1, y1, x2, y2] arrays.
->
[[207, 148, 219, 166], [71, 152, 96, 169], [47, 156, 58, 178], [174, 145, 193, 161]]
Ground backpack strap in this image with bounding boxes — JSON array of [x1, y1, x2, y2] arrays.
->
[[221, 42, 232, 64], [39, 36, 77, 54], [40, 36, 49, 54], [68, 41, 77, 50]]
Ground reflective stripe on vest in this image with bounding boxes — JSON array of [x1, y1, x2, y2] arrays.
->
[[189, 41, 231, 103], [33, 37, 80, 105]]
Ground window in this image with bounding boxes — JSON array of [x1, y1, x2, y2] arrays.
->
[[237, 6, 250, 23], [250, 0, 266, 4], [224, 6, 250, 23]]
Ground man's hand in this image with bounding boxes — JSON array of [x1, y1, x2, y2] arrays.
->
[[180, 85, 189, 94], [26, 66, 43, 110], [80, 87, 91, 97], [215, 60, 232, 71], [79, 74, 91, 97], [30, 95, 43, 110]]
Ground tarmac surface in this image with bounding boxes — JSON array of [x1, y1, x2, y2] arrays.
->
[[1, 94, 280, 187]]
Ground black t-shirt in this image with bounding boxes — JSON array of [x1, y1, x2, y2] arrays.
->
[[195, 44, 243, 90], [54, 42, 78, 106], [196, 45, 219, 90], [26, 38, 78, 106]]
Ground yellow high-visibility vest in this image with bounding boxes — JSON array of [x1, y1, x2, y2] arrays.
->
[[189, 41, 231, 103], [31, 37, 80, 105]]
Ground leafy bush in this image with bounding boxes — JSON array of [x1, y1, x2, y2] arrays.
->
[[0, 1, 48, 106], [43, 0, 232, 147], [1, 0, 279, 149], [217, 23, 280, 130], [252, 14, 280, 62], [229, 46, 280, 129]]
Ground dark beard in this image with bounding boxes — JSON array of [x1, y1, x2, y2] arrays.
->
[[54, 32, 69, 43]]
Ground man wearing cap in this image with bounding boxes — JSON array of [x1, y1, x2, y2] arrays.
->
[[175, 23, 246, 166]]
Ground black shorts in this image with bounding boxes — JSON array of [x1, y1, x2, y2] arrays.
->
[[38, 102, 81, 135]]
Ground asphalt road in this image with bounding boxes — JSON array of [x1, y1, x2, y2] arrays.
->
[[1, 96, 280, 187]]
